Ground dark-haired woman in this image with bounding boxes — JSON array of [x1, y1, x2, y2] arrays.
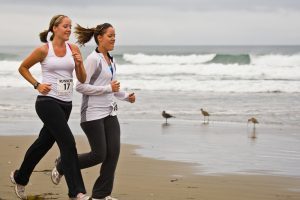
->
[[10, 14, 90, 200], [52, 23, 136, 200]]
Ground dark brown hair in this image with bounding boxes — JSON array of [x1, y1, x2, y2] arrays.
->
[[74, 23, 113, 46], [39, 14, 68, 43]]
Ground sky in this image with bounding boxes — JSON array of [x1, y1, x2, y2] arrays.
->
[[0, 0, 300, 46]]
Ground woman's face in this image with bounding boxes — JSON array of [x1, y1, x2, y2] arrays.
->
[[98, 27, 115, 51], [53, 17, 72, 41]]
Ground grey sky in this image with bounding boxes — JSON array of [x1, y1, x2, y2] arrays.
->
[[1, 0, 300, 45]]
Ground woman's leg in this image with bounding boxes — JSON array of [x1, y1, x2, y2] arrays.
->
[[92, 115, 120, 199], [14, 125, 55, 185], [55, 115, 120, 198], [35, 98, 86, 197], [57, 118, 107, 174]]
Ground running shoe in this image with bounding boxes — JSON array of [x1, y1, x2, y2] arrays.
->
[[51, 166, 62, 185], [69, 193, 91, 200], [10, 170, 27, 199]]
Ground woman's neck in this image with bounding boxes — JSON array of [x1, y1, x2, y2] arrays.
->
[[52, 38, 66, 47], [97, 46, 111, 64], [97, 46, 108, 55]]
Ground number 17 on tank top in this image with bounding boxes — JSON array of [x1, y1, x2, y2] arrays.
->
[[57, 79, 73, 95]]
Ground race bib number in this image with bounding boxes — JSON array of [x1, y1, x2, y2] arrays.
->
[[110, 102, 118, 116], [57, 79, 73, 95]]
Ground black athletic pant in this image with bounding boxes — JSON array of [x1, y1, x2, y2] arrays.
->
[[14, 96, 86, 198], [57, 115, 120, 199]]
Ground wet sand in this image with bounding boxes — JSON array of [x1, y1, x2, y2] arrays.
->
[[1, 135, 300, 200]]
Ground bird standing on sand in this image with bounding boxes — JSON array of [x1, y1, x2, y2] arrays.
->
[[247, 117, 259, 128], [162, 110, 175, 124], [200, 108, 210, 124]]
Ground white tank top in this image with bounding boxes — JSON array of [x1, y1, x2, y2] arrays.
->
[[40, 42, 75, 102]]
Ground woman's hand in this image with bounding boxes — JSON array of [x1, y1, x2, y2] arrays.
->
[[111, 80, 120, 92], [37, 83, 52, 95], [72, 51, 83, 67], [71, 45, 86, 83], [128, 92, 136, 103]]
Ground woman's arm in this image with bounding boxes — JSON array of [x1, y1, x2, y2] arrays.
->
[[70, 44, 86, 83], [18, 45, 51, 94], [114, 91, 135, 103], [76, 57, 113, 95]]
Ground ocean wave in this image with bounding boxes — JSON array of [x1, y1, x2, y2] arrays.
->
[[251, 54, 300, 67], [117, 63, 300, 80], [0, 53, 19, 60], [119, 79, 300, 93], [2, 52, 300, 67], [1, 58, 300, 93], [123, 53, 215, 65], [0, 61, 41, 87], [207, 54, 250, 65], [123, 53, 300, 66]]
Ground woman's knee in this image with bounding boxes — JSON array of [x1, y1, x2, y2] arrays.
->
[[91, 150, 106, 164], [58, 139, 77, 155]]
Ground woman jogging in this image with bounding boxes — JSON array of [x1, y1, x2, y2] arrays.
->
[[10, 14, 90, 200], [52, 23, 136, 200]]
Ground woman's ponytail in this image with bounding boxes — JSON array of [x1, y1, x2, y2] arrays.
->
[[39, 30, 49, 43], [75, 23, 113, 46], [74, 24, 95, 46]]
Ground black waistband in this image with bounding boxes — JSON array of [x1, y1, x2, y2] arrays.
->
[[36, 95, 72, 105]]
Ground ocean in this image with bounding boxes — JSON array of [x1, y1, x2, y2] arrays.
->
[[0, 45, 299, 176], [2, 45, 300, 93]]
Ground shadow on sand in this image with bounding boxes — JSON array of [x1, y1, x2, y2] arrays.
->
[[26, 193, 59, 200]]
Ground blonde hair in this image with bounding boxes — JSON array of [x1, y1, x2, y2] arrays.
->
[[39, 14, 68, 43], [74, 23, 113, 46]]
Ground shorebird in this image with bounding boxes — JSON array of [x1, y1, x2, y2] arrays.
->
[[162, 110, 175, 124], [247, 117, 258, 139], [200, 108, 210, 123], [247, 117, 259, 128]]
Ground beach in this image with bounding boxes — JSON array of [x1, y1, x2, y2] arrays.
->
[[1, 45, 300, 199], [1, 135, 300, 200]]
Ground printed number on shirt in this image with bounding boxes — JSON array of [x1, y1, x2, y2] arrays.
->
[[110, 102, 118, 116], [57, 79, 73, 95]]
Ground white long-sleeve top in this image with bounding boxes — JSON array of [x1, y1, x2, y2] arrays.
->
[[76, 50, 129, 122]]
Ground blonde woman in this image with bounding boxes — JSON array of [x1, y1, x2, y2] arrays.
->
[[10, 15, 90, 200]]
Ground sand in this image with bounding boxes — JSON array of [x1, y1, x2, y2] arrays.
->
[[0, 135, 300, 200]]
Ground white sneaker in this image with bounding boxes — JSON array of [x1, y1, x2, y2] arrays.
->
[[92, 196, 118, 200], [51, 166, 63, 185], [69, 193, 91, 200], [10, 170, 27, 199]]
